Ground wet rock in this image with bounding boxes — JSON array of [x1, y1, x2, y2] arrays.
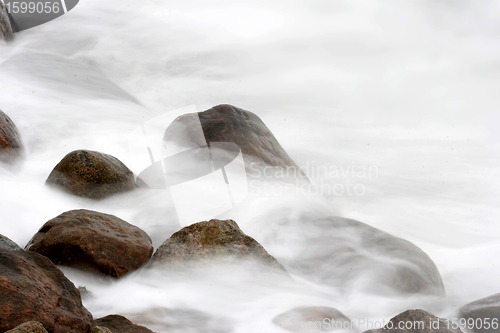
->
[[273, 306, 356, 332], [459, 293, 500, 333], [4, 321, 48, 333], [46, 149, 136, 200], [0, 2, 15, 41], [93, 315, 154, 333], [0, 109, 23, 164], [0, 247, 93, 333], [92, 326, 112, 333], [26, 209, 153, 278], [0, 234, 22, 251], [265, 216, 445, 296], [151, 219, 289, 275], [364, 309, 462, 333], [164, 104, 307, 180]]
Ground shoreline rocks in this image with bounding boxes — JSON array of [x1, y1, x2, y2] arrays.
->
[[0, 247, 93, 333], [46, 149, 137, 200], [26, 209, 153, 278], [459, 293, 500, 333]]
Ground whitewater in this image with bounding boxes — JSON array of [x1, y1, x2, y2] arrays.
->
[[1, 0, 500, 332]]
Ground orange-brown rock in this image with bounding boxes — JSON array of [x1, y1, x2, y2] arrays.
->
[[0, 109, 23, 164], [26, 209, 153, 278]]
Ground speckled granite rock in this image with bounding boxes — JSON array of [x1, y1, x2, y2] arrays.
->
[[0, 109, 23, 164], [26, 209, 153, 278], [0, 248, 93, 333], [46, 149, 137, 199], [4, 321, 48, 333], [152, 219, 289, 275]]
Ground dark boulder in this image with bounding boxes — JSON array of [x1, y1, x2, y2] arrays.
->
[[364, 309, 462, 333], [0, 234, 22, 251], [26, 209, 153, 278], [273, 306, 355, 332], [4, 321, 48, 333], [46, 149, 137, 200], [0, 109, 23, 164], [266, 216, 445, 296], [0, 247, 93, 333], [151, 219, 289, 275], [163, 104, 307, 179], [93, 315, 154, 333], [459, 293, 500, 333]]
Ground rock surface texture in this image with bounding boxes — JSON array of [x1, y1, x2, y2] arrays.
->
[[4, 321, 48, 333], [152, 219, 288, 274], [459, 293, 500, 333], [46, 149, 136, 199], [0, 2, 15, 41], [0, 247, 93, 333], [0, 109, 23, 164], [93, 315, 154, 333], [163, 104, 307, 179], [0, 234, 22, 251], [26, 209, 153, 278]]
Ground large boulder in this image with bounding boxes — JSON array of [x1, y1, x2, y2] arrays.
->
[[26, 209, 153, 278], [273, 306, 356, 332], [46, 149, 137, 199], [0, 109, 23, 164], [459, 293, 500, 333], [363, 309, 462, 333], [0, 234, 22, 251], [0, 247, 93, 333], [263, 215, 445, 296], [92, 315, 154, 333], [163, 104, 307, 179], [151, 219, 289, 275]]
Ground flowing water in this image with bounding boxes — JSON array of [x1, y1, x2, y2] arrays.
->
[[1, 0, 500, 332]]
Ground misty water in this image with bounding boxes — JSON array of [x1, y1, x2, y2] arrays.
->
[[1, 0, 500, 332]]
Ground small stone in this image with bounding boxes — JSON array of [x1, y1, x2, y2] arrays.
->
[[4, 321, 48, 333]]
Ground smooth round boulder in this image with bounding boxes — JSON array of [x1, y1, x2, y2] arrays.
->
[[0, 234, 22, 251], [46, 149, 136, 200], [26, 209, 153, 278], [0, 247, 93, 333], [459, 293, 500, 333], [0, 109, 23, 164], [92, 315, 154, 333]]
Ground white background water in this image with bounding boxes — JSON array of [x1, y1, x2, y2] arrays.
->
[[1, 0, 500, 332]]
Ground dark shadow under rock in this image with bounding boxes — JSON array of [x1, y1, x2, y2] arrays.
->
[[0, 248, 93, 333], [46, 149, 137, 200], [26, 209, 153, 278], [459, 293, 500, 333]]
